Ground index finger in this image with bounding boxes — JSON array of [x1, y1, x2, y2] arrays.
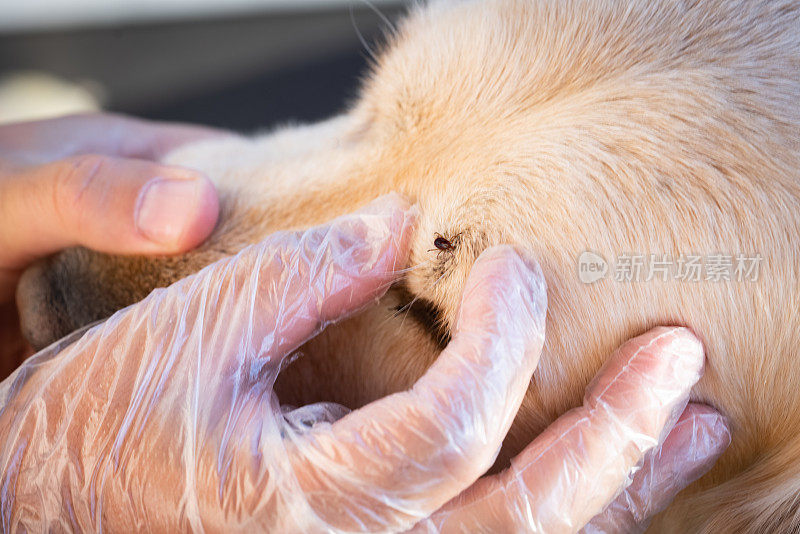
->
[[288, 246, 548, 532]]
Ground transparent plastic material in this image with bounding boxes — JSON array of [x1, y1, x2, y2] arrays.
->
[[0, 194, 726, 533], [418, 328, 728, 533]]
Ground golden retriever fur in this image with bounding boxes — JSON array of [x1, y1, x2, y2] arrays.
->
[[16, 0, 800, 531]]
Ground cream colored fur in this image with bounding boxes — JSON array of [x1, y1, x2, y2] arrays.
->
[[19, 0, 800, 531]]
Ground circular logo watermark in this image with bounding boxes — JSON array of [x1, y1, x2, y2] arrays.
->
[[578, 251, 608, 284]]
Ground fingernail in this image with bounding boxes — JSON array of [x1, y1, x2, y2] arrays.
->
[[135, 176, 206, 245], [660, 328, 705, 384]]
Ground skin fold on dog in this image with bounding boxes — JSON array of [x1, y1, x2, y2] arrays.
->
[[14, 0, 800, 531]]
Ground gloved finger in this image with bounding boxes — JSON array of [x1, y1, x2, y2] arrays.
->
[[131, 193, 417, 372], [0, 113, 227, 164], [288, 246, 547, 532], [0, 193, 419, 530], [419, 326, 704, 533], [44, 193, 416, 406], [227, 193, 418, 360], [0, 154, 219, 275], [582, 403, 730, 534]]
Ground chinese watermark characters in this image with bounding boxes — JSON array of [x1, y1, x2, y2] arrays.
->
[[578, 251, 762, 284]]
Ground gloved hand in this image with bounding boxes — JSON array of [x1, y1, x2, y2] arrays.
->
[[0, 193, 728, 533], [581, 402, 728, 533], [416, 327, 730, 533]]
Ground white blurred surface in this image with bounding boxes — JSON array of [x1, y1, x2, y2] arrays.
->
[[0, 0, 401, 32], [0, 72, 101, 124]]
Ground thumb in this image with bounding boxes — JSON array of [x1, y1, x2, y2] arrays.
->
[[0, 154, 219, 271]]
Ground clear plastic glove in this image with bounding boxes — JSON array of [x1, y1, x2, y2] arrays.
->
[[0, 192, 728, 533], [415, 327, 730, 533], [0, 194, 548, 532], [581, 403, 729, 533]]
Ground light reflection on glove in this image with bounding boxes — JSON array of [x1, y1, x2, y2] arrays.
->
[[0, 193, 728, 533]]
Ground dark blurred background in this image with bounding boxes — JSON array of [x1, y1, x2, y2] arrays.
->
[[0, 1, 405, 132]]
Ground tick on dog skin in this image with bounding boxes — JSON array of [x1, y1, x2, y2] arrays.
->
[[429, 233, 461, 258]]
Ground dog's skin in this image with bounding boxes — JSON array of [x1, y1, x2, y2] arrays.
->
[[15, 0, 800, 531]]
